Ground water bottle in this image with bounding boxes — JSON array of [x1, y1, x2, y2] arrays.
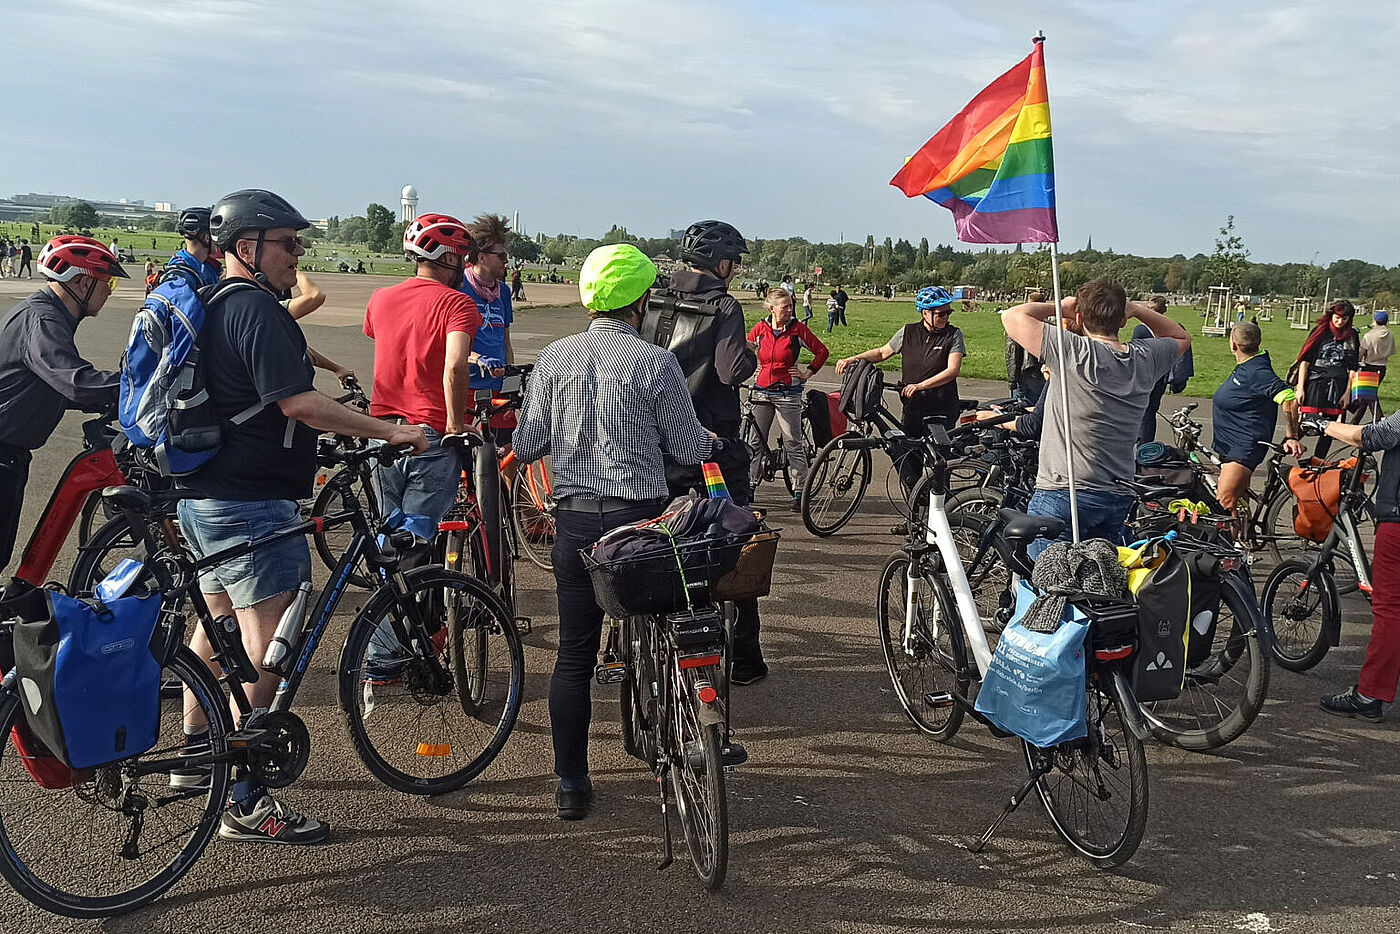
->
[[261, 582, 312, 675]]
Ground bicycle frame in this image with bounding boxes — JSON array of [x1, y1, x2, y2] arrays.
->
[[15, 444, 125, 586]]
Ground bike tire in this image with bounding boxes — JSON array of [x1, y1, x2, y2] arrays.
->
[[1028, 680, 1148, 869], [443, 529, 490, 712], [0, 645, 233, 918], [947, 512, 1011, 636], [946, 486, 1005, 525], [1139, 575, 1271, 751], [77, 489, 104, 546], [67, 513, 164, 596], [311, 471, 377, 590], [670, 674, 728, 891], [1261, 487, 1304, 568], [619, 615, 658, 764], [509, 464, 555, 572], [339, 567, 523, 795], [876, 554, 968, 740], [801, 433, 872, 537], [1261, 558, 1337, 672]]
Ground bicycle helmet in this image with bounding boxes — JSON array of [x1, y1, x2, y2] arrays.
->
[[37, 235, 128, 283], [403, 213, 475, 262], [915, 286, 955, 311], [680, 220, 749, 271], [176, 207, 211, 239], [579, 244, 657, 312], [209, 189, 310, 250]]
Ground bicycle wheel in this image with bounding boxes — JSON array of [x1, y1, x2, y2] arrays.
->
[[946, 486, 1005, 525], [509, 463, 555, 572], [947, 513, 1011, 635], [947, 456, 993, 494], [67, 513, 167, 596], [1261, 489, 1305, 567], [442, 529, 490, 711], [782, 416, 819, 499], [802, 433, 873, 537], [77, 489, 104, 546], [619, 616, 658, 764], [0, 645, 232, 918], [339, 567, 523, 795], [876, 554, 968, 740], [312, 471, 378, 590], [1028, 680, 1148, 869], [669, 668, 728, 890], [1139, 576, 1270, 750], [1261, 558, 1336, 672]]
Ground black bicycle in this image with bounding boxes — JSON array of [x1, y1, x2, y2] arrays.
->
[[0, 440, 523, 918]]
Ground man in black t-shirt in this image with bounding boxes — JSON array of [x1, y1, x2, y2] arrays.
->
[[175, 190, 427, 846]]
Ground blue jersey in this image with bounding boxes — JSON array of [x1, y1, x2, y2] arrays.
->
[[166, 249, 222, 288], [460, 277, 513, 390], [1212, 351, 1295, 465]]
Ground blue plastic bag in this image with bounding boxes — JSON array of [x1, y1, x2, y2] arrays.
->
[[974, 581, 1089, 748]]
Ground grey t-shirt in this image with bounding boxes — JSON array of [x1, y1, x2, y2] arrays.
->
[[1035, 323, 1180, 491]]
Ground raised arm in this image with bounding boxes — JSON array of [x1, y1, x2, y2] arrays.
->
[[1127, 300, 1190, 358]]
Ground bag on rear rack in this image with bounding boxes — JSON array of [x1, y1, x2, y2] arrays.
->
[[1184, 551, 1225, 668], [0, 579, 83, 789], [12, 588, 164, 769], [1120, 542, 1191, 702]]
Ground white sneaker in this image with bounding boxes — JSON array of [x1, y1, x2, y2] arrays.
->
[[218, 794, 329, 845]]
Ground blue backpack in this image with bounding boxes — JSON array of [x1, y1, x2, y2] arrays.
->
[[118, 270, 262, 476]]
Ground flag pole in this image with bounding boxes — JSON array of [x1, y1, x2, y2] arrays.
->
[[1037, 30, 1080, 543]]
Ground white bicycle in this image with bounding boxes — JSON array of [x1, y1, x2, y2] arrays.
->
[[875, 418, 1151, 868]]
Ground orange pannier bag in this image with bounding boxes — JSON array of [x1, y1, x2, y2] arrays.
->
[[1286, 457, 1356, 542]]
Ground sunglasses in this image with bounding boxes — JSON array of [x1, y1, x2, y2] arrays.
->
[[930, 308, 952, 317], [241, 234, 305, 252], [106, 275, 121, 291]]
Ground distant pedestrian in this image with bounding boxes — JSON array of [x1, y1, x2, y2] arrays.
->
[[826, 290, 840, 333], [16, 241, 32, 278], [834, 285, 849, 326], [802, 283, 814, 323], [510, 267, 525, 301]]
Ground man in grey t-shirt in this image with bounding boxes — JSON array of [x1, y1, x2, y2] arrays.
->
[[1002, 277, 1190, 553]]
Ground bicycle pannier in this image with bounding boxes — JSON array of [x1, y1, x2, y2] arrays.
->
[[1183, 551, 1225, 668], [1287, 458, 1353, 542], [1121, 542, 1190, 702], [0, 580, 84, 789], [12, 589, 163, 769]]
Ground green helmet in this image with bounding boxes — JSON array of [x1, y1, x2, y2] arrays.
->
[[579, 244, 657, 312]]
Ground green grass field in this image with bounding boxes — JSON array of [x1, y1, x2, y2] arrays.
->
[[749, 299, 1400, 408]]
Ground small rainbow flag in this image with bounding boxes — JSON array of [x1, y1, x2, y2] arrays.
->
[[702, 462, 730, 499], [1351, 370, 1381, 403], [890, 40, 1057, 245]]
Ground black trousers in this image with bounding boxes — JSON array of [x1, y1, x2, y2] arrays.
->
[[0, 446, 32, 574], [550, 501, 666, 781]]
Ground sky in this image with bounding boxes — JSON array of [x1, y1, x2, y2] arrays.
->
[[3, 0, 1397, 265]]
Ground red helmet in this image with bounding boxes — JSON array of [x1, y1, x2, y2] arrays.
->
[[403, 213, 475, 262], [37, 235, 129, 283]]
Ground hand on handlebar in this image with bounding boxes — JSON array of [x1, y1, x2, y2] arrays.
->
[[384, 423, 430, 455], [476, 356, 506, 378], [900, 382, 923, 399]]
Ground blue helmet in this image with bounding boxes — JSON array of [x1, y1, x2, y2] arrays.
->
[[915, 286, 955, 311], [1376, 311, 1389, 325]]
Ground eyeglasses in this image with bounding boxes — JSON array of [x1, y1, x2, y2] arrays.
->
[[106, 275, 121, 291], [241, 235, 305, 253], [485, 250, 508, 260], [930, 308, 951, 317]]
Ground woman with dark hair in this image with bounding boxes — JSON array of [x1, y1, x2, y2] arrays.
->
[[1292, 299, 1361, 459]]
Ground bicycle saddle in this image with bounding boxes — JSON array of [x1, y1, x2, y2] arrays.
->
[[998, 508, 1066, 545], [1115, 477, 1182, 501], [101, 486, 151, 511]]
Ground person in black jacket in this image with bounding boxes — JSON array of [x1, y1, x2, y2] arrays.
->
[[645, 220, 770, 684], [0, 235, 127, 572]]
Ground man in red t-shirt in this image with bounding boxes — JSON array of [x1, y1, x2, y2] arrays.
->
[[363, 215, 481, 542]]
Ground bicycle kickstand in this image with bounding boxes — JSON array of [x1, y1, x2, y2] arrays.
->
[[970, 755, 1052, 854], [656, 771, 674, 871]]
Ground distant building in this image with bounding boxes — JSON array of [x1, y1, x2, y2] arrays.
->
[[401, 185, 419, 223], [0, 192, 175, 224]]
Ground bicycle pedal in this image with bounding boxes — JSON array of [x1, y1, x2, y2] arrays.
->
[[595, 661, 626, 685], [513, 615, 532, 636], [923, 691, 955, 709]]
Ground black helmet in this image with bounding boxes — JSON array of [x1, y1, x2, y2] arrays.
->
[[209, 189, 310, 250], [680, 220, 748, 271], [176, 207, 211, 239]]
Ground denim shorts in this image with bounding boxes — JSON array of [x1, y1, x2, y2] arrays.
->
[[176, 497, 311, 609]]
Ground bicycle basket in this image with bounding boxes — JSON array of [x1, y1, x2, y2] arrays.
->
[[584, 530, 780, 617]]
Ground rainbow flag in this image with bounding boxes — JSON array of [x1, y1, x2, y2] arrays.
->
[[1351, 369, 1380, 403], [890, 41, 1057, 245], [701, 462, 730, 500]]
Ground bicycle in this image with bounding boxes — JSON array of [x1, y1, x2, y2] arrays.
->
[[1260, 450, 1376, 671], [587, 523, 778, 890], [0, 439, 524, 918], [877, 418, 1149, 868], [738, 383, 818, 500], [802, 387, 990, 537]]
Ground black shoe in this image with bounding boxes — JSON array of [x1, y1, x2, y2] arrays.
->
[[556, 781, 595, 821], [1320, 686, 1383, 722], [890, 521, 909, 536], [730, 659, 769, 686]]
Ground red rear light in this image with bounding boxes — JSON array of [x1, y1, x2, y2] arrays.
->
[[698, 685, 718, 704]]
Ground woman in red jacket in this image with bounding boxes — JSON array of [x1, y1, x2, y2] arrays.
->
[[745, 288, 829, 510]]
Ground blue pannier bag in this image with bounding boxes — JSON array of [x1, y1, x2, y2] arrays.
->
[[974, 581, 1089, 748], [11, 590, 163, 769], [118, 274, 262, 476]]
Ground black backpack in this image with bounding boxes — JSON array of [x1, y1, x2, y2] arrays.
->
[[838, 359, 884, 422]]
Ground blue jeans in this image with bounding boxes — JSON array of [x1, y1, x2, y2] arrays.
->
[[1025, 489, 1135, 560], [367, 428, 462, 673]]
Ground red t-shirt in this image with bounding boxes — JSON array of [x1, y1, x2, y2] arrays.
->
[[364, 278, 482, 433], [746, 317, 830, 388]]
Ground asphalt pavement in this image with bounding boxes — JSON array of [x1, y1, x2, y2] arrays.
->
[[0, 272, 1395, 934]]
